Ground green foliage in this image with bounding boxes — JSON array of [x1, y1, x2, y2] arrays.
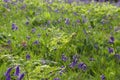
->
[[0, 0, 120, 80]]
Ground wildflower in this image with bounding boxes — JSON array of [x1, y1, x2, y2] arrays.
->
[[109, 36, 114, 44], [54, 9, 59, 13], [76, 19, 80, 24], [68, 0, 73, 4], [73, 12, 78, 16], [25, 21, 29, 25], [69, 61, 77, 68], [61, 54, 67, 61], [14, 66, 20, 76], [21, 4, 26, 9], [33, 40, 39, 45], [26, 54, 30, 60], [12, 23, 18, 30], [3, 0, 10, 3], [99, 0, 105, 2], [31, 28, 36, 33], [6, 75, 11, 80], [108, 47, 114, 53], [54, 77, 60, 80], [114, 54, 120, 60], [4, 67, 12, 77], [7, 40, 11, 45], [17, 73, 25, 80], [100, 74, 105, 80], [72, 55, 78, 63], [26, 36, 30, 40], [65, 18, 70, 25], [59, 66, 65, 75], [78, 62, 87, 71]]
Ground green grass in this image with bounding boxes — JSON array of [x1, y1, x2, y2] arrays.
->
[[0, 0, 120, 80]]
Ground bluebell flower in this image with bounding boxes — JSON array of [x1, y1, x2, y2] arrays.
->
[[78, 62, 87, 71], [114, 54, 120, 60], [73, 12, 78, 16], [65, 18, 70, 25], [26, 54, 30, 60], [61, 54, 67, 61], [14, 66, 20, 76], [72, 55, 78, 63], [54, 9, 59, 13], [76, 19, 80, 23], [3, 0, 10, 3], [54, 77, 60, 80], [109, 36, 114, 44], [17, 73, 25, 80], [68, 0, 73, 4], [6, 74, 11, 80], [21, 4, 26, 9], [25, 21, 29, 25], [69, 61, 77, 68], [99, 0, 105, 2], [12, 23, 18, 31], [26, 36, 30, 40], [7, 40, 11, 45], [33, 40, 39, 45], [108, 47, 113, 53], [100, 74, 105, 80], [4, 67, 12, 77], [31, 28, 36, 33], [59, 66, 65, 75]]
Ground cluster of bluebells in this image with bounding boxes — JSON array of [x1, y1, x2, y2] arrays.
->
[[4, 66, 25, 80], [61, 54, 87, 71], [69, 55, 78, 68], [4, 54, 30, 80]]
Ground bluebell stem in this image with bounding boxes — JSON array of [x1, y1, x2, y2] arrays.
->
[[14, 66, 20, 76]]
